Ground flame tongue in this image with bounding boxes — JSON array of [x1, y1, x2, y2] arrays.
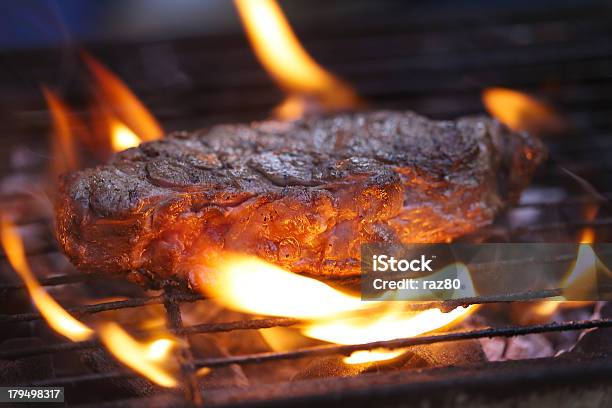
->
[[579, 203, 598, 244], [109, 119, 142, 151], [303, 305, 474, 345], [0, 218, 93, 342], [562, 244, 610, 300], [201, 253, 475, 364], [98, 323, 179, 388], [82, 52, 163, 142], [0, 218, 183, 387], [482, 87, 564, 133], [234, 0, 358, 118], [42, 87, 80, 175], [43, 52, 162, 168], [203, 254, 369, 319]]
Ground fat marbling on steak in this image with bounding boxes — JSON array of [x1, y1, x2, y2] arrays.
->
[[55, 111, 545, 287]]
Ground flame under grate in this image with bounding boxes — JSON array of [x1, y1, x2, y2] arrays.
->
[[1, 0, 612, 406], [0, 184, 611, 398]]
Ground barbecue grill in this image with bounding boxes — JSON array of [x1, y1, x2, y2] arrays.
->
[[1, 0, 611, 406]]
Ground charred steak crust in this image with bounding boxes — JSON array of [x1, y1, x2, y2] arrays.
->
[[55, 111, 545, 286]]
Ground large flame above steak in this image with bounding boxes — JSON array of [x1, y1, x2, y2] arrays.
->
[[55, 111, 545, 286]]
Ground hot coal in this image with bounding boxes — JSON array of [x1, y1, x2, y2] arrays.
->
[[400, 338, 486, 368], [0, 338, 54, 385], [55, 111, 545, 287], [291, 356, 376, 380], [80, 348, 157, 398], [189, 334, 249, 389], [292, 338, 486, 380]]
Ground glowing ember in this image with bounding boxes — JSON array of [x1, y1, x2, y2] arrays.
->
[[234, 0, 359, 118], [482, 87, 564, 133], [0, 218, 93, 341], [202, 253, 475, 364], [110, 119, 142, 151], [82, 52, 163, 141], [42, 86, 79, 175], [98, 323, 180, 388], [344, 349, 406, 365]]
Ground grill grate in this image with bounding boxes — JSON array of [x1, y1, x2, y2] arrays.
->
[[1, 0, 612, 406], [0, 187, 610, 394], [17, 318, 612, 388]]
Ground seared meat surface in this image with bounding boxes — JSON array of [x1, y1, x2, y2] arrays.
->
[[55, 111, 545, 287]]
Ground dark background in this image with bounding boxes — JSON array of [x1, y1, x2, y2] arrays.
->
[[0, 0, 611, 193]]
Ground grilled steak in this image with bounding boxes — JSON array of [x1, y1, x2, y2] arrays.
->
[[55, 111, 545, 287]]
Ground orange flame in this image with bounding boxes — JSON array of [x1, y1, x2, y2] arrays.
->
[[579, 203, 598, 244], [532, 300, 594, 319], [534, 244, 606, 322], [0, 218, 93, 341], [0, 218, 183, 387], [109, 118, 142, 151], [42, 87, 80, 175], [531, 300, 561, 318], [580, 229, 596, 245], [308, 303, 475, 364], [202, 254, 367, 319], [82, 52, 163, 141], [98, 323, 180, 388], [532, 203, 601, 317], [482, 87, 564, 133], [89, 101, 143, 153], [533, 204, 600, 317], [234, 0, 359, 119], [562, 244, 610, 301], [200, 253, 475, 364], [43, 53, 160, 166]]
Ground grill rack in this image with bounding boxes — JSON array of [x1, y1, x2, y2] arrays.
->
[[1, 128, 611, 390], [16, 317, 612, 388], [0, 191, 610, 404], [1, 260, 611, 386], [0, 1, 612, 406], [2, 252, 612, 326]]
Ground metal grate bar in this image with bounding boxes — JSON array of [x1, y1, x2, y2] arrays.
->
[[22, 318, 612, 387], [1, 282, 605, 361], [0, 292, 204, 323], [513, 217, 612, 233], [162, 287, 202, 406], [0, 243, 57, 261], [192, 318, 612, 369], [0, 273, 98, 292], [2, 247, 610, 324], [514, 193, 612, 209], [3, 229, 611, 293], [0, 317, 300, 360]]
